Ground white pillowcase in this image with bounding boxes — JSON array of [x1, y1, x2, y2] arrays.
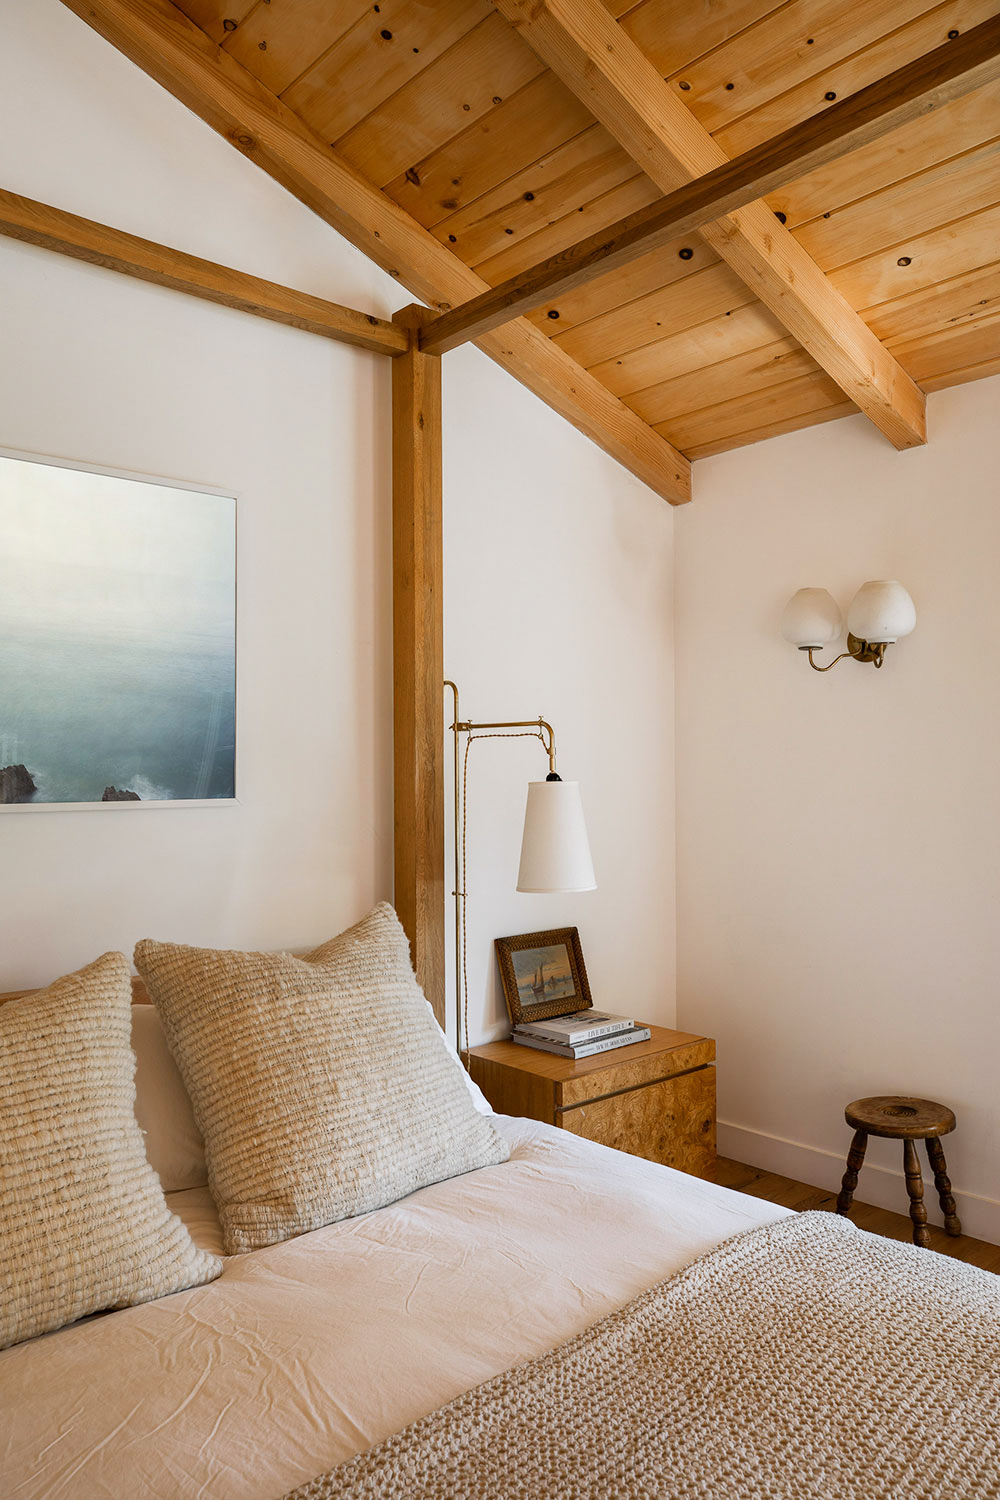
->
[[462, 1068, 494, 1115], [131, 1004, 208, 1192], [424, 999, 493, 1115]]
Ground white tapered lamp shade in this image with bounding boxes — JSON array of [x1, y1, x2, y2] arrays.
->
[[781, 588, 843, 650], [846, 580, 916, 644], [516, 780, 596, 893]]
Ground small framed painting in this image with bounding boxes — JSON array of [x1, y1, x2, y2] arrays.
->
[[0, 448, 236, 810], [494, 927, 593, 1029]]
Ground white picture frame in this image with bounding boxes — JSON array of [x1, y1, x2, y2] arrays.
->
[[0, 446, 238, 812]]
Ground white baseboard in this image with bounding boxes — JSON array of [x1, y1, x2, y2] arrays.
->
[[718, 1120, 1000, 1246]]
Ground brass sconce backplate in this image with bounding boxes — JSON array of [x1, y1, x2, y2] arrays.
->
[[847, 632, 883, 664]]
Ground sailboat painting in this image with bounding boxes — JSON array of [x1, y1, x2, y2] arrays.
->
[[510, 941, 576, 1010], [495, 927, 593, 1028]]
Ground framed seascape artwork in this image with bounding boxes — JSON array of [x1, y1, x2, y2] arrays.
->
[[494, 927, 593, 1028], [0, 449, 236, 810]]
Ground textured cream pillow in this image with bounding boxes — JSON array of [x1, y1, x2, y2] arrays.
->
[[0, 953, 222, 1351], [135, 904, 510, 1254]]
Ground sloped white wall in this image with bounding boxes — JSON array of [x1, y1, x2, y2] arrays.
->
[[675, 376, 1000, 1238], [0, 0, 676, 1041]]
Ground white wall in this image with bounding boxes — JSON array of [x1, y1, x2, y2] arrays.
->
[[0, 0, 676, 1041], [675, 376, 1000, 1239], [6, 0, 994, 1235], [443, 349, 675, 1045]]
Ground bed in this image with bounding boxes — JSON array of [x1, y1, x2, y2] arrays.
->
[[0, 1113, 785, 1499], [3, 914, 999, 1500]]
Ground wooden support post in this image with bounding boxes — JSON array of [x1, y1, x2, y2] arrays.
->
[[392, 305, 445, 1023]]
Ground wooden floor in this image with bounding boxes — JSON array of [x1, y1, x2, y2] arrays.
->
[[713, 1157, 1000, 1275]]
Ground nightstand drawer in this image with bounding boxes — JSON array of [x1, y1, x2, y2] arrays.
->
[[557, 1067, 716, 1176], [556, 1036, 714, 1107]]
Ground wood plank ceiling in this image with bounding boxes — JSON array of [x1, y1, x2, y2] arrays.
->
[[168, 0, 1000, 462]]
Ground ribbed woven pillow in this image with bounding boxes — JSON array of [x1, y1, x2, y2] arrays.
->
[[0, 953, 222, 1351], [135, 904, 510, 1254]]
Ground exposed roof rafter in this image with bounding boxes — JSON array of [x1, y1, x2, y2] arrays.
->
[[420, 14, 1000, 355], [493, 0, 929, 451], [56, 0, 692, 504], [0, 186, 410, 355]]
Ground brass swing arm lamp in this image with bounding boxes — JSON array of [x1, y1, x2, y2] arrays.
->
[[444, 681, 595, 1058]]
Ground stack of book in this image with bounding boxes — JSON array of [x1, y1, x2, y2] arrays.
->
[[512, 1010, 650, 1059]]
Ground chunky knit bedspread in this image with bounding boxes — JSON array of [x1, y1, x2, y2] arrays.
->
[[284, 1211, 1000, 1500]]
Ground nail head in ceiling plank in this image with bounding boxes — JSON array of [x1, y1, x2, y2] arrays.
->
[[418, 14, 1000, 356], [492, 0, 929, 450], [56, 0, 690, 505], [0, 185, 409, 356]]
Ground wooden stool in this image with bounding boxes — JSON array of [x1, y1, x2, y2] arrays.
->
[[836, 1096, 961, 1248]]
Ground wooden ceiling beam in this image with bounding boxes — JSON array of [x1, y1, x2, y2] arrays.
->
[[0, 185, 410, 356], [493, 0, 929, 451], [56, 0, 691, 505], [420, 15, 1000, 355]]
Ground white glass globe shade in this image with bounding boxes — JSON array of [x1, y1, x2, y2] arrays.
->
[[846, 580, 916, 644], [781, 588, 843, 650]]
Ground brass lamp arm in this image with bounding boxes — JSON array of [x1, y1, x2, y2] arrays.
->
[[805, 636, 887, 672], [453, 715, 557, 774], [445, 679, 557, 774]]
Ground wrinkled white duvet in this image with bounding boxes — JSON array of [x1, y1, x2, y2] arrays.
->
[[0, 1118, 787, 1500]]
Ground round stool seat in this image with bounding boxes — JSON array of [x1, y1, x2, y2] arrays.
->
[[845, 1096, 956, 1140]]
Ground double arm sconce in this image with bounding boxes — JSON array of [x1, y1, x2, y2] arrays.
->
[[445, 682, 595, 1055], [782, 580, 916, 673]]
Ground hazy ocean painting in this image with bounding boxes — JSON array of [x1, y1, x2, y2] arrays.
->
[[0, 455, 236, 806]]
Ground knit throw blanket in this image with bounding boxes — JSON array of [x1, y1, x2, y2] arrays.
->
[[284, 1212, 1000, 1500]]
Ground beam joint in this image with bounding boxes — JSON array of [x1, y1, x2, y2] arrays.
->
[[494, 0, 930, 450], [420, 14, 1000, 357], [58, 0, 690, 503], [0, 186, 408, 356]]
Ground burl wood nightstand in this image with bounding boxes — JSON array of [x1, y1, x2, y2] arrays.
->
[[467, 1026, 716, 1177]]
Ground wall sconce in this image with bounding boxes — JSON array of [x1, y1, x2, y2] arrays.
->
[[445, 681, 595, 1055], [782, 580, 916, 672]]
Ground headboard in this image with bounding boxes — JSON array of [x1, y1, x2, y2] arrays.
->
[[0, 976, 151, 1006]]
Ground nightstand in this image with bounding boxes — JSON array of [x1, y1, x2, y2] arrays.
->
[[467, 1026, 716, 1177]]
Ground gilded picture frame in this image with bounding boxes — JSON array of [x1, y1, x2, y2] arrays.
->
[[494, 926, 593, 1029]]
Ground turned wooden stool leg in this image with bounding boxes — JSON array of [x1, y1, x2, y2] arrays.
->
[[926, 1135, 962, 1237], [837, 1129, 868, 1217], [903, 1138, 930, 1247]]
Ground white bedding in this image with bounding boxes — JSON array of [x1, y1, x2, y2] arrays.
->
[[0, 1118, 788, 1500]]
